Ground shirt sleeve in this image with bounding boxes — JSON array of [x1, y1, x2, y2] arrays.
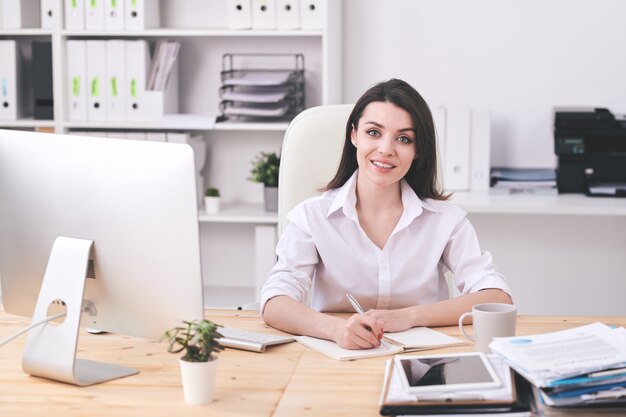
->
[[442, 216, 512, 299], [259, 209, 320, 315]]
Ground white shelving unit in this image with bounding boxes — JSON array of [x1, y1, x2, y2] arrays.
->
[[451, 191, 626, 216], [0, 0, 343, 309]]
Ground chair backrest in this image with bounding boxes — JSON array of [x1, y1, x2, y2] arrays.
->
[[278, 104, 354, 235]]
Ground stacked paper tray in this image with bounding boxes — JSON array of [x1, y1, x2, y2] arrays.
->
[[217, 54, 305, 122]]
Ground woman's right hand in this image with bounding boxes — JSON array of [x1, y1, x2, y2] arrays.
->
[[334, 314, 384, 349]]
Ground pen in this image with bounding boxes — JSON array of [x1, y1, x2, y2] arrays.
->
[[346, 293, 366, 315]]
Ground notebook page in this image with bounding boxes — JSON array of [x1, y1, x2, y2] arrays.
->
[[296, 336, 403, 361], [385, 327, 466, 350]]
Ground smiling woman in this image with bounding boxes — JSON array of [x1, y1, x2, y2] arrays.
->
[[261, 79, 513, 351]]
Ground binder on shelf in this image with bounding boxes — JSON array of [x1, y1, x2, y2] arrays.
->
[[469, 110, 491, 192], [32, 41, 53, 120], [227, 0, 252, 30], [443, 107, 471, 191], [0, 40, 28, 120], [106, 131, 126, 139], [104, 0, 124, 30], [66, 40, 88, 121], [125, 39, 178, 121], [125, 0, 160, 30], [299, 0, 323, 29], [276, 0, 300, 30], [145, 131, 166, 142], [124, 131, 146, 140], [85, 0, 105, 30], [125, 39, 150, 121], [86, 40, 107, 121], [252, 0, 277, 30], [40, 0, 57, 29], [64, 0, 84, 30], [1, 0, 40, 28], [105, 40, 126, 121]]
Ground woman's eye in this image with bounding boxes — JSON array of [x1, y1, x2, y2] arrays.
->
[[366, 129, 380, 137], [397, 136, 412, 144]]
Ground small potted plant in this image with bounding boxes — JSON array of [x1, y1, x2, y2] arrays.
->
[[204, 187, 220, 214], [248, 151, 280, 212], [163, 319, 224, 405]]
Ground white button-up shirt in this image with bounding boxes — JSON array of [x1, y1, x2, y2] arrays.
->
[[261, 172, 511, 313]]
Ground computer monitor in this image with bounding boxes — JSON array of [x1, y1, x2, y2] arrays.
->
[[0, 129, 204, 386]]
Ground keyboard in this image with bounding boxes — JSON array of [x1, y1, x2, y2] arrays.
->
[[217, 327, 295, 353]]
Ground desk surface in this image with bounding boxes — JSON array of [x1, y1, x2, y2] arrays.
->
[[1, 309, 625, 417]]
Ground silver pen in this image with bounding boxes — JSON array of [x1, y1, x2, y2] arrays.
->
[[346, 294, 387, 348], [346, 293, 366, 315]]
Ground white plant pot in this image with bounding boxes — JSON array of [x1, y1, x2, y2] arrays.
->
[[263, 186, 278, 212], [204, 196, 220, 214], [179, 357, 218, 405]]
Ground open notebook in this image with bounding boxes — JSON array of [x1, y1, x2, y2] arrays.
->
[[296, 327, 466, 361]]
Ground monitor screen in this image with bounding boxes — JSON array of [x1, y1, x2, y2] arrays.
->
[[0, 129, 204, 384]]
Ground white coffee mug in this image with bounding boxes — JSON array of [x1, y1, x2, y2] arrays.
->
[[458, 303, 517, 353]]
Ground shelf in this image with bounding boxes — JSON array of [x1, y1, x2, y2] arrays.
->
[[451, 191, 626, 216], [213, 120, 289, 131], [198, 203, 278, 224], [61, 28, 323, 38], [63, 114, 216, 131], [0, 118, 55, 129], [202, 285, 257, 309], [0, 29, 52, 36]]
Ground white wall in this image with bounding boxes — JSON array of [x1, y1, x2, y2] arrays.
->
[[342, 0, 626, 168]]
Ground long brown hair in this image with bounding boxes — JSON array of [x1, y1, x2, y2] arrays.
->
[[324, 79, 449, 200]]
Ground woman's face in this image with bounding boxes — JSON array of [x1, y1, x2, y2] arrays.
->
[[351, 101, 417, 189]]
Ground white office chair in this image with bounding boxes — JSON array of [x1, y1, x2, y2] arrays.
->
[[278, 104, 354, 235], [278, 104, 458, 300]]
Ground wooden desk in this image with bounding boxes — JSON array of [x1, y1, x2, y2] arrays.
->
[[1, 309, 625, 417]]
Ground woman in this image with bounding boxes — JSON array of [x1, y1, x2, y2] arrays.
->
[[261, 79, 512, 350]]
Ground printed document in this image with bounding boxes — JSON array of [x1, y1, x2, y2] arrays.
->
[[489, 322, 626, 387]]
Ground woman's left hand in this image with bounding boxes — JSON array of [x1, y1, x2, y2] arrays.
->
[[365, 308, 413, 333]]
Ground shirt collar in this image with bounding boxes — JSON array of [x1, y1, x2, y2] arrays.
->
[[327, 171, 440, 222]]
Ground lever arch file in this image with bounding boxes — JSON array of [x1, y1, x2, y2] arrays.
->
[[227, 0, 253, 29]]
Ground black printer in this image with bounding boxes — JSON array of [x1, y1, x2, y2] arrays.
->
[[554, 107, 626, 196]]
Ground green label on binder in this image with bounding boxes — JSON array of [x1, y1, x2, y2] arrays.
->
[[132, 0, 137, 8], [112, 0, 117, 8], [91, 78, 100, 97], [90, 0, 96, 8], [111, 77, 118, 97], [131, 79, 137, 98], [71, 0, 78, 8], [72, 77, 80, 96]]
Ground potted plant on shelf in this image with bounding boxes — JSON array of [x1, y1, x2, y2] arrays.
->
[[163, 319, 224, 405], [249, 151, 280, 212], [204, 187, 221, 214]]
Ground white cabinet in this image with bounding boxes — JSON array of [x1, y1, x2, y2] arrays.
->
[[0, 0, 343, 309]]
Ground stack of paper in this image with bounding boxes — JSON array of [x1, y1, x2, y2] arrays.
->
[[490, 322, 626, 408], [490, 167, 557, 194], [147, 40, 180, 92]]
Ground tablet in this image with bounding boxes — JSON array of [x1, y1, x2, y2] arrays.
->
[[393, 352, 502, 395]]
